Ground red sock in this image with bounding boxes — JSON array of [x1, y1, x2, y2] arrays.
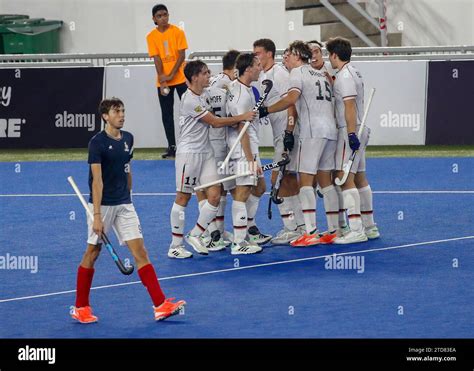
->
[[138, 264, 165, 307], [75, 265, 95, 308]]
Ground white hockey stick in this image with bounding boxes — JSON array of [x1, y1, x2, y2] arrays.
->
[[194, 172, 252, 191], [335, 88, 376, 186], [219, 79, 273, 171]]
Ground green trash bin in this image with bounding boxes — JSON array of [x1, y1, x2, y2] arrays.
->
[[2, 19, 63, 54], [0, 14, 29, 54]]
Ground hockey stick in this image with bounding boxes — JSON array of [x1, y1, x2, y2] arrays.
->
[[219, 79, 273, 171], [67, 176, 134, 275], [335, 88, 376, 186], [267, 153, 290, 219]]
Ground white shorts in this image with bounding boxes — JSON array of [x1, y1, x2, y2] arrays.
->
[[223, 154, 261, 191], [87, 203, 143, 246], [272, 133, 298, 173], [211, 139, 227, 163], [175, 152, 219, 193], [335, 126, 370, 174], [296, 137, 336, 175]]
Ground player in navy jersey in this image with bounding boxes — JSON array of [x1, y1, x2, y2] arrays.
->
[[70, 97, 185, 323]]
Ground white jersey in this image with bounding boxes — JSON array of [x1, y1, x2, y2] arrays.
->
[[226, 79, 260, 155], [177, 89, 211, 154], [210, 72, 233, 90], [288, 64, 337, 140], [257, 63, 290, 139], [204, 86, 228, 141], [333, 63, 364, 129]]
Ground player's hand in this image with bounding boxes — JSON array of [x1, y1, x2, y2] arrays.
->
[[248, 160, 262, 176], [160, 85, 170, 96], [283, 130, 295, 151], [159, 74, 172, 83], [325, 72, 334, 85], [241, 111, 257, 122], [258, 106, 269, 118], [348, 132, 360, 151], [93, 217, 104, 237]]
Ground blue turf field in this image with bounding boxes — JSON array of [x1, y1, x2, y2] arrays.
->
[[0, 158, 473, 338]]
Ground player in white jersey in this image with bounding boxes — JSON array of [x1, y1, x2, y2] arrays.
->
[[308, 40, 350, 237], [326, 37, 379, 244], [224, 53, 271, 254], [168, 60, 256, 259], [253, 38, 305, 244], [259, 41, 341, 247]]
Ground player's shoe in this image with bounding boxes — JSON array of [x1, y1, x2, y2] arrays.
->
[[200, 234, 212, 248], [185, 234, 209, 255], [314, 231, 338, 244], [154, 298, 186, 321], [222, 231, 234, 246], [333, 231, 368, 244], [231, 240, 262, 255], [161, 145, 176, 159], [168, 245, 193, 259], [247, 226, 272, 245], [290, 230, 322, 247], [271, 229, 301, 245], [70, 305, 98, 324], [207, 230, 227, 252], [365, 225, 380, 240], [337, 224, 351, 238]]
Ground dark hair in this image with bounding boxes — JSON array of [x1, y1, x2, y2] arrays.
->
[[325, 37, 352, 61], [222, 49, 240, 70], [99, 97, 124, 121], [152, 4, 168, 16], [253, 38, 276, 59], [184, 60, 207, 83], [235, 53, 257, 77], [307, 40, 323, 49], [288, 40, 312, 63]]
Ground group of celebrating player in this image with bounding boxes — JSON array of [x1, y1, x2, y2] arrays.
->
[[169, 36, 380, 259]]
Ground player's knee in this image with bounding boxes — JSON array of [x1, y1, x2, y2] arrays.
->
[[82, 244, 101, 267], [175, 192, 191, 206]]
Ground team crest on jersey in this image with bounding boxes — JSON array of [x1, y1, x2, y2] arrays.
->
[[124, 142, 129, 152], [194, 106, 203, 113]]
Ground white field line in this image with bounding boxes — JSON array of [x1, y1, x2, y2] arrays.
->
[[0, 235, 473, 304], [0, 190, 473, 197]]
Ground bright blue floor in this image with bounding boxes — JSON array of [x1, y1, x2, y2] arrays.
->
[[0, 158, 473, 338]]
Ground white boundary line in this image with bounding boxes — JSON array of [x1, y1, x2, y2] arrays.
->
[[0, 235, 472, 304], [1, 190, 473, 197]]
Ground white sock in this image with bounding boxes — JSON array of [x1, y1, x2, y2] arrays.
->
[[359, 185, 375, 228], [278, 197, 298, 231], [298, 186, 317, 234], [335, 185, 347, 228], [190, 201, 218, 237], [289, 194, 306, 229], [198, 199, 210, 237], [321, 185, 339, 233], [232, 200, 247, 244], [342, 188, 363, 233], [216, 195, 226, 233], [246, 194, 260, 229], [170, 202, 185, 247]]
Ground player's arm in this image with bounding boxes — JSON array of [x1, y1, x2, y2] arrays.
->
[[160, 49, 186, 83], [90, 163, 104, 237], [267, 90, 300, 114], [127, 163, 132, 191], [200, 110, 256, 128], [344, 98, 357, 134]]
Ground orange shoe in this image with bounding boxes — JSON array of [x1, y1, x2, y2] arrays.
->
[[316, 232, 337, 245], [70, 306, 98, 324], [154, 298, 186, 321], [290, 232, 322, 247]]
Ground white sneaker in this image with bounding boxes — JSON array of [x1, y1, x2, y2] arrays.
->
[[247, 226, 272, 245], [231, 240, 262, 255], [365, 225, 380, 240], [207, 231, 227, 252], [200, 234, 212, 247], [185, 234, 209, 255], [271, 229, 301, 245], [222, 231, 233, 246], [333, 231, 368, 245], [168, 245, 193, 259], [337, 224, 351, 238]]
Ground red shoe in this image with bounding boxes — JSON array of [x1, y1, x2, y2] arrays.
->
[[154, 298, 186, 321], [316, 232, 337, 245], [70, 306, 98, 324], [290, 232, 322, 247]]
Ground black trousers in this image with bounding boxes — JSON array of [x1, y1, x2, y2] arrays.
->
[[157, 82, 188, 147]]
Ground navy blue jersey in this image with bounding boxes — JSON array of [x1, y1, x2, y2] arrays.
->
[[88, 130, 134, 205]]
